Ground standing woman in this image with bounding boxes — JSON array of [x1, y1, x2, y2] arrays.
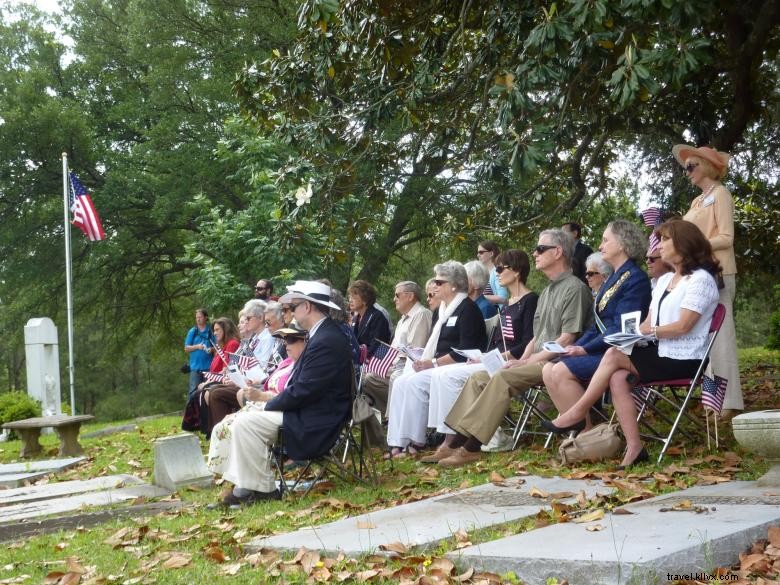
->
[[477, 240, 509, 306], [673, 144, 742, 417], [184, 309, 216, 399]]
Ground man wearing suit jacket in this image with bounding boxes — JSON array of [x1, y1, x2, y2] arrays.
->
[[216, 280, 352, 506]]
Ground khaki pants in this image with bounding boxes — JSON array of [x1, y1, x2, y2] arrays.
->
[[445, 362, 545, 445]]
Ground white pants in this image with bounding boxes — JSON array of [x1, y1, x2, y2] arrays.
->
[[428, 362, 485, 433], [207, 404, 283, 493], [386, 366, 435, 448]]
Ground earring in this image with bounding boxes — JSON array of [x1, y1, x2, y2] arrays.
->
[[451, 287, 456, 292]]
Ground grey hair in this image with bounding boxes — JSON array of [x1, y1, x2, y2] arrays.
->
[[264, 301, 284, 322], [328, 288, 350, 322], [242, 299, 267, 318], [539, 228, 575, 265], [433, 260, 469, 293], [607, 219, 647, 263], [463, 260, 489, 290], [585, 252, 613, 278], [395, 280, 422, 302]]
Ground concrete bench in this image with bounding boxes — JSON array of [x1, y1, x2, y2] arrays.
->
[[2, 414, 95, 458]]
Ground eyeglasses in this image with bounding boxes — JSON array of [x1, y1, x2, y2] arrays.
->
[[254, 286, 267, 291], [534, 244, 558, 255], [685, 163, 699, 174], [585, 271, 600, 278], [289, 303, 304, 312], [495, 265, 508, 274], [477, 249, 489, 256], [646, 256, 661, 264], [433, 279, 448, 286], [427, 293, 434, 299]]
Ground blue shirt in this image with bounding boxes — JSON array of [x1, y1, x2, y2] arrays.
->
[[475, 294, 497, 318], [185, 326, 215, 371]]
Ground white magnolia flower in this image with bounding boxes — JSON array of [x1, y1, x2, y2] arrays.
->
[[295, 182, 313, 207]]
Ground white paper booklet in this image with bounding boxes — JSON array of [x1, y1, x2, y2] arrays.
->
[[604, 311, 653, 354], [542, 341, 567, 354], [452, 348, 483, 360], [481, 348, 506, 376]]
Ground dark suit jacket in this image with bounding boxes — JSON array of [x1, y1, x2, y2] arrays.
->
[[352, 305, 392, 358], [572, 240, 594, 282], [265, 317, 352, 460], [575, 259, 652, 355], [436, 297, 488, 361]]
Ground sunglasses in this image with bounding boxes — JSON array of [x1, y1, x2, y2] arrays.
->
[[646, 256, 661, 264], [685, 163, 699, 174], [283, 337, 305, 345], [255, 286, 267, 291], [495, 265, 508, 274], [534, 244, 558, 255], [433, 279, 448, 286], [585, 271, 600, 278], [427, 293, 434, 299], [289, 303, 304, 311]]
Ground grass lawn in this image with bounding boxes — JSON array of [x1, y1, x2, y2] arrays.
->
[[0, 348, 777, 584]]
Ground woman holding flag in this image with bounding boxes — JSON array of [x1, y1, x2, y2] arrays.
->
[[421, 250, 538, 461]]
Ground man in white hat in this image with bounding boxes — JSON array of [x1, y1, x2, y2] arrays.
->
[[213, 280, 353, 506]]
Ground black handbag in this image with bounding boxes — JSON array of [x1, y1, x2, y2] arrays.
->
[[180, 363, 191, 374]]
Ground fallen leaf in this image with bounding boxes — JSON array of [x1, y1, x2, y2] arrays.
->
[[767, 526, 780, 548], [65, 558, 86, 574], [612, 508, 635, 515], [356, 520, 376, 529], [162, 552, 192, 569], [204, 546, 226, 563], [573, 509, 605, 523], [489, 471, 506, 486], [528, 486, 549, 498], [585, 524, 604, 532], [219, 563, 242, 576], [378, 542, 407, 554]]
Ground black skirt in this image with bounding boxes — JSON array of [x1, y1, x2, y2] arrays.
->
[[629, 343, 701, 383]]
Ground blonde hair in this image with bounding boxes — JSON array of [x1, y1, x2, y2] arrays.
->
[[688, 155, 721, 180]]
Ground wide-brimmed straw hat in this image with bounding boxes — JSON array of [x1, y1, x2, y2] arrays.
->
[[278, 280, 341, 311], [271, 324, 307, 340], [672, 144, 730, 179]]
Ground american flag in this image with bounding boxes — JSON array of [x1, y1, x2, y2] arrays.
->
[[229, 351, 259, 373], [500, 308, 514, 341], [202, 371, 224, 383], [631, 386, 657, 412], [69, 172, 106, 241], [363, 344, 399, 378], [701, 375, 727, 414], [641, 206, 662, 227], [214, 344, 229, 367]]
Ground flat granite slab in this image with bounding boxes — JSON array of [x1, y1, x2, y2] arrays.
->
[[0, 474, 142, 506], [0, 457, 86, 488], [250, 475, 613, 556], [449, 481, 780, 585], [0, 478, 170, 523]]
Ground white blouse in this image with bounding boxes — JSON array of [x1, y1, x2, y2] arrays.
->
[[650, 269, 719, 360]]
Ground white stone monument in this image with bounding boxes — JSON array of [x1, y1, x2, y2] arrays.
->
[[24, 317, 62, 417]]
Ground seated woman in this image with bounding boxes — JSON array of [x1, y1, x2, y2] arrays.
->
[[385, 261, 487, 457], [348, 280, 391, 359], [544, 220, 721, 468], [464, 260, 497, 319], [423, 250, 538, 461], [541, 220, 651, 431], [206, 299, 272, 432], [197, 317, 241, 390], [583, 251, 613, 298], [207, 325, 307, 485]]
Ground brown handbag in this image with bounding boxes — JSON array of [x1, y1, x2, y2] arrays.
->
[[558, 418, 624, 464]]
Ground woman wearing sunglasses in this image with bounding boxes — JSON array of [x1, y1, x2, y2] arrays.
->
[[673, 144, 741, 419]]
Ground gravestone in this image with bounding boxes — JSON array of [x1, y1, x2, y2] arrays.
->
[[24, 317, 61, 417], [153, 433, 213, 491]]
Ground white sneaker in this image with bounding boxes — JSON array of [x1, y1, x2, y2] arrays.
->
[[481, 427, 513, 452]]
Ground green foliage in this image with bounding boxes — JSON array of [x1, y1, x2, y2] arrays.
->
[[0, 391, 41, 427], [768, 284, 780, 350]]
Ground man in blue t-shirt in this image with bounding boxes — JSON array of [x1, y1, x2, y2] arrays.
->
[[184, 308, 215, 398]]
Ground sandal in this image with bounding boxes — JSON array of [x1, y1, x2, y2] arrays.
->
[[383, 447, 403, 460], [405, 443, 426, 457]]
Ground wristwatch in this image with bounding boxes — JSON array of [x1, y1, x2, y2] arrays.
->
[[432, 358, 438, 368]]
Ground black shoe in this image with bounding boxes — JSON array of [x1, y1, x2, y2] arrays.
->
[[617, 447, 649, 470], [221, 488, 281, 507], [540, 418, 586, 435]]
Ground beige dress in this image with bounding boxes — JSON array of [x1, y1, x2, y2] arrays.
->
[[683, 184, 742, 411]]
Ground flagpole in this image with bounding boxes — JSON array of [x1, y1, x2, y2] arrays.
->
[[62, 153, 77, 415]]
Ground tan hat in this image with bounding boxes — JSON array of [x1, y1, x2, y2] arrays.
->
[[672, 144, 730, 179], [271, 324, 307, 340]]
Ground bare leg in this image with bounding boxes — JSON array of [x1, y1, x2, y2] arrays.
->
[[551, 348, 637, 428], [609, 369, 644, 466], [204, 391, 210, 405], [544, 361, 591, 425]]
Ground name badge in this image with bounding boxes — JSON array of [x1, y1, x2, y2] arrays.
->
[[702, 194, 716, 207], [446, 316, 458, 327]]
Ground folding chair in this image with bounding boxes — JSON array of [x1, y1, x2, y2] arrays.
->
[[484, 315, 500, 351], [632, 303, 726, 463]]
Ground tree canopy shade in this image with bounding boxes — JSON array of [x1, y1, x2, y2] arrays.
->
[[236, 0, 779, 282]]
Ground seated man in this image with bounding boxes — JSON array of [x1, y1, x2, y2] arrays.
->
[[208, 280, 353, 505], [432, 228, 593, 467]]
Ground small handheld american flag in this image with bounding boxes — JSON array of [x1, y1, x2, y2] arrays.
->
[[500, 309, 514, 342], [229, 352, 260, 373], [701, 375, 727, 414], [202, 371, 224, 384], [630, 386, 657, 413], [363, 343, 399, 379]]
